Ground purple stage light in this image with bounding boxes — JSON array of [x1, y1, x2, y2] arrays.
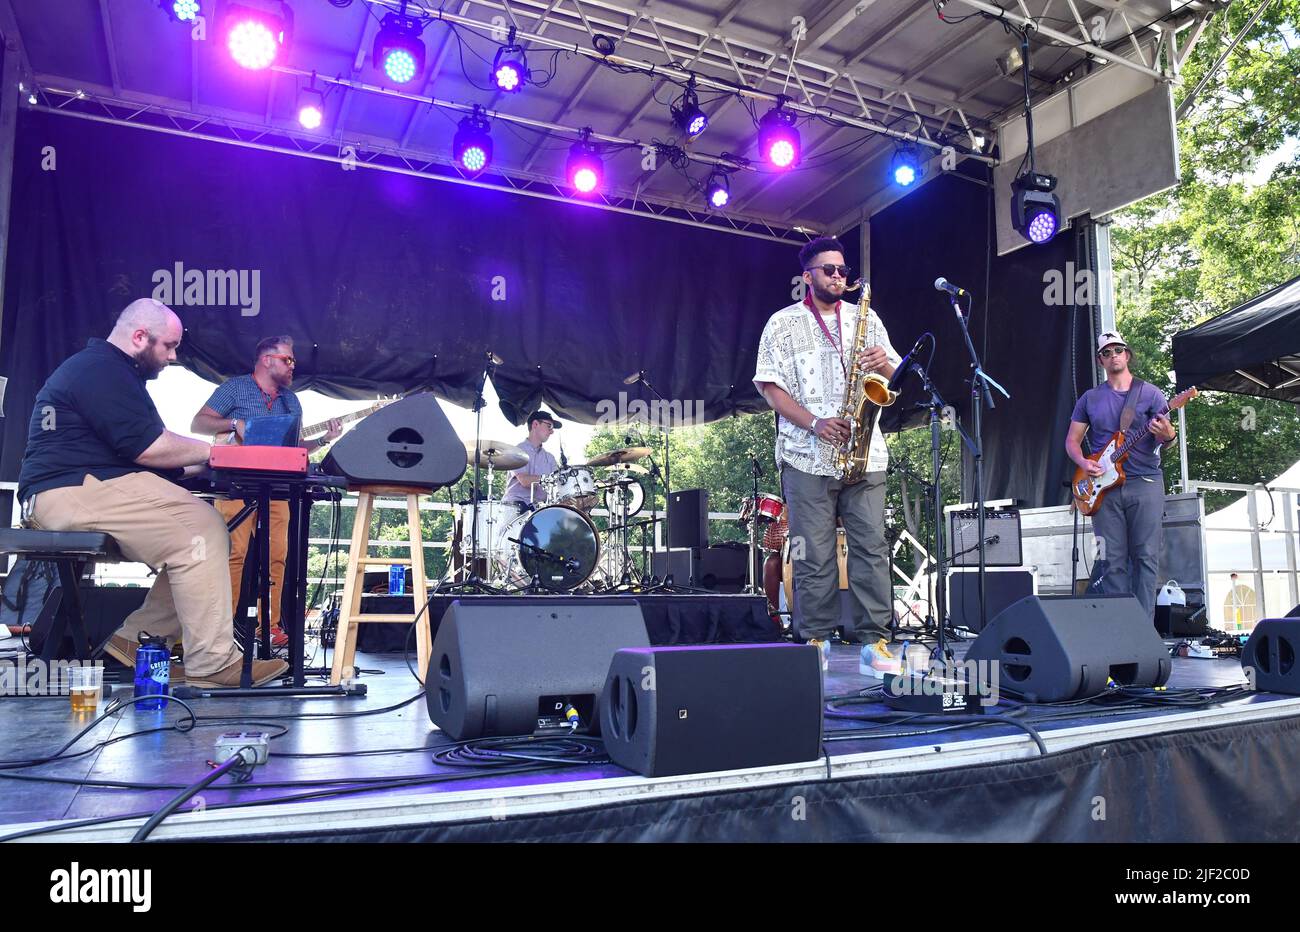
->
[[298, 103, 323, 129], [688, 114, 708, 136], [226, 12, 280, 70], [172, 0, 200, 21], [710, 186, 729, 208], [494, 62, 522, 91], [705, 170, 730, 209], [758, 106, 800, 170], [567, 136, 603, 194]]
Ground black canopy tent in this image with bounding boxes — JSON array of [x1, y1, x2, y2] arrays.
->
[[1173, 274, 1300, 405]]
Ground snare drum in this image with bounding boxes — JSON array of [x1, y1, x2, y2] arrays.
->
[[545, 466, 598, 511], [740, 492, 785, 525], [455, 500, 514, 558]]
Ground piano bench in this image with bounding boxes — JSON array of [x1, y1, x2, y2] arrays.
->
[[2, 527, 126, 661]]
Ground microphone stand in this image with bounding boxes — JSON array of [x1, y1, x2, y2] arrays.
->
[[634, 373, 673, 558], [898, 356, 978, 667], [745, 454, 763, 595], [442, 352, 503, 595], [945, 291, 1009, 631]]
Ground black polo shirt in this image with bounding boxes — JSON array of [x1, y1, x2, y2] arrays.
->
[[18, 339, 170, 500]]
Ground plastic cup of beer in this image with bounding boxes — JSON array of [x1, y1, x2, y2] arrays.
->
[[68, 664, 104, 713]]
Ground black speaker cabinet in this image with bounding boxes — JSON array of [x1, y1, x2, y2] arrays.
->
[[601, 644, 823, 777], [667, 489, 709, 550], [426, 597, 649, 740], [947, 569, 1035, 633], [1242, 619, 1300, 695], [322, 392, 466, 490], [966, 594, 1171, 702]]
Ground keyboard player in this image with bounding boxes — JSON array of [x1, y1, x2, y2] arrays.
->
[[16, 299, 288, 688]]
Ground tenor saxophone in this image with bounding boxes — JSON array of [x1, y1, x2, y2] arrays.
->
[[833, 280, 898, 482]]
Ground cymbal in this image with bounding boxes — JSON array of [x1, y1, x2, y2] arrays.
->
[[603, 462, 649, 475], [587, 446, 652, 467], [466, 440, 527, 471]]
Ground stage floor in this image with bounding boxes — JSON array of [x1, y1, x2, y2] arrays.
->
[[3, 638, 1298, 843]]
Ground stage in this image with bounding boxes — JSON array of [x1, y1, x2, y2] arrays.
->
[[3, 637, 1297, 844]]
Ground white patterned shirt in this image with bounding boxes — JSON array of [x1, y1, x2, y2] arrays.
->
[[753, 296, 900, 477]]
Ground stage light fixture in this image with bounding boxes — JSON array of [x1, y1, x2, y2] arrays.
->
[[705, 171, 730, 209], [671, 81, 708, 139], [224, 2, 292, 71], [891, 146, 921, 187], [491, 28, 527, 93], [454, 108, 493, 175], [297, 86, 324, 129], [373, 9, 426, 85], [567, 133, 603, 195], [758, 103, 800, 170], [1010, 171, 1061, 244], [161, 0, 201, 22]]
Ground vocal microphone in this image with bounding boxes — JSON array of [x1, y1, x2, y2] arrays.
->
[[934, 277, 969, 298], [559, 438, 569, 469], [887, 334, 929, 393], [623, 370, 644, 386]]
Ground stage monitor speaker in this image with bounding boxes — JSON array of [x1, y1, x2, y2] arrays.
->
[[426, 597, 649, 740], [947, 569, 1034, 633], [1286, 604, 1300, 618], [667, 489, 709, 550], [601, 644, 823, 777], [949, 509, 1023, 567], [1242, 619, 1300, 695], [966, 594, 1171, 702], [322, 392, 466, 490]]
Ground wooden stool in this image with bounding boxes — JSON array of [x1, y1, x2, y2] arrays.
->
[[330, 485, 430, 685]]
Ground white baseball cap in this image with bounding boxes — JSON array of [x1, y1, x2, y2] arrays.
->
[[1097, 330, 1128, 353]]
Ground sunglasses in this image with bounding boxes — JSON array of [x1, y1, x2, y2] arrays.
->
[[265, 353, 296, 366], [1098, 347, 1127, 359], [805, 264, 851, 279]]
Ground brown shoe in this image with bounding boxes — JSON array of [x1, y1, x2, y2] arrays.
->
[[104, 635, 137, 668], [185, 657, 288, 688], [105, 635, 185, 682]]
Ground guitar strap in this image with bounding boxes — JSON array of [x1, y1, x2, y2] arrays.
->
[[1118, 377, 1147, 433]]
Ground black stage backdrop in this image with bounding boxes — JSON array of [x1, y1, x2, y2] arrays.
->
[[1, 110, 1081, 507], [0, 109, 829, 478], [870, 168, 1093, 507]]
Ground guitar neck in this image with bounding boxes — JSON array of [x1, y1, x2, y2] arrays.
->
[[301, 406, 371, 439]]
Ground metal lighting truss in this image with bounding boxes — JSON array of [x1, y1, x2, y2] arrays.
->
[[25, 86, 811, 243]]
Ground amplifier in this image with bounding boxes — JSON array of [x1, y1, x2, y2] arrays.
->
[[949, 508, 1022, 567]]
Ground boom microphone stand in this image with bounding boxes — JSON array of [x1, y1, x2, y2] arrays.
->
[[941, 284, 1009, 631], [623, 370, 673, 558]]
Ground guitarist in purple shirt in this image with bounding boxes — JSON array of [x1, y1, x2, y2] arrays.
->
[[1065, 331, 1177, 621]]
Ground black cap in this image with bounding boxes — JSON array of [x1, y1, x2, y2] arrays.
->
[[527, 409, 562, 429]]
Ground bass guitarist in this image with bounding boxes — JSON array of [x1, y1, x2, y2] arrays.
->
[[1065, 331, 1177, 622]]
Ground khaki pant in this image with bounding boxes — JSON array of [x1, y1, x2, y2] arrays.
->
[[29, 472, 241, 677], [216, 498, 289, 635]]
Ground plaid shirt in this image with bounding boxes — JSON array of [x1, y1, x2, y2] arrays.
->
[[205, 374, 303, 424]]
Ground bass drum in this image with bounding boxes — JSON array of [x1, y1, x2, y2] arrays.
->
[[497, 505, 601, 592]]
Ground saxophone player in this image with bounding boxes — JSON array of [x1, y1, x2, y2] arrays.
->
[[753, 237, 903, 676]]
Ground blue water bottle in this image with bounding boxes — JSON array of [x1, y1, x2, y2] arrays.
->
[[134, 633, 171, 710]]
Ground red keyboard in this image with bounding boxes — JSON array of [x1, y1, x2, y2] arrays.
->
[[210, 445, 308, 475]]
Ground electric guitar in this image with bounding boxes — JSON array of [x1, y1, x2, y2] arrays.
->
[[1071, 386, 1198, 516], [215, 399, 394, 445]]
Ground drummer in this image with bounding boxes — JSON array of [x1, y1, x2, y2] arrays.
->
[[501, 410, 563, 512]]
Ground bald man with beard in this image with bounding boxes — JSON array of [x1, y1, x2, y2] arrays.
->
[[17, 299, 288, 687]]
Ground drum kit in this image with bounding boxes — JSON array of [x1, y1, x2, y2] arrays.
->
[[450, 440, 658, 592]]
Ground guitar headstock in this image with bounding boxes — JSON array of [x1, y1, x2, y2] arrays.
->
[[1169, 386, 1199, 411]]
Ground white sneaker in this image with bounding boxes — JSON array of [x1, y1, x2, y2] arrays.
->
[[859, 639, 903, 678]]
